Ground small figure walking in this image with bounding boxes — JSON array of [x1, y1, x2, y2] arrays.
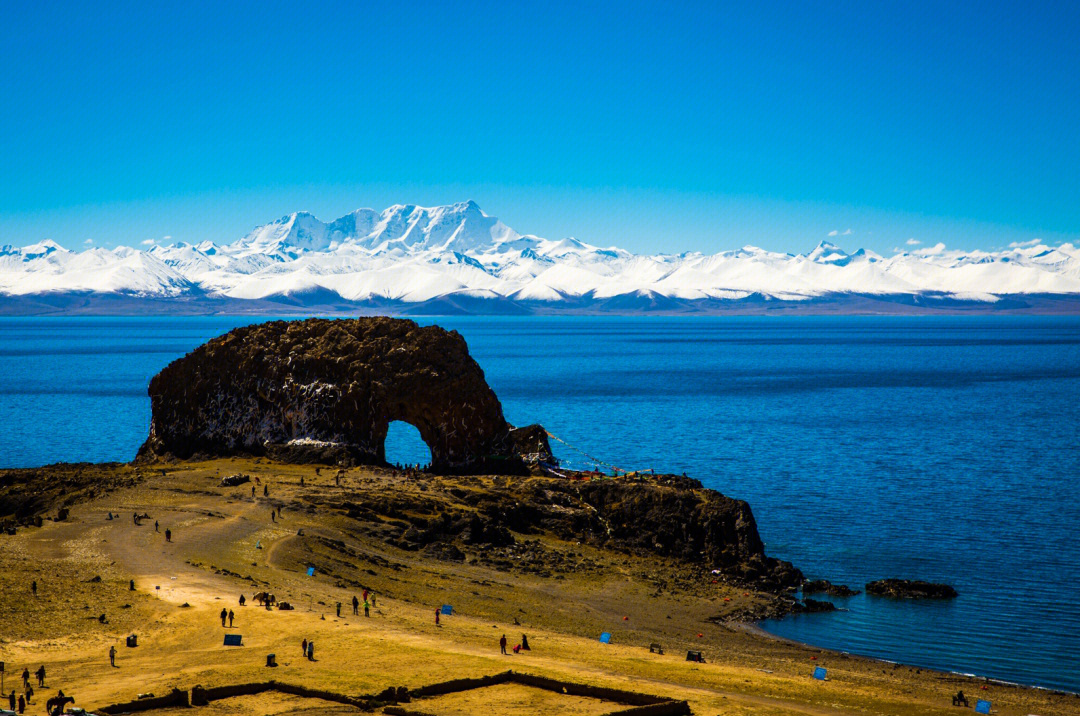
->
[[336, 602, 341, 618], [251, 485, 256, 498], [154, 521, 159, 532], [21, 669, 29, 690], [263, 485, 268, 497], [8, 690, 15, 711], [271, 510, 276, 522], [109, 645, 117, 667], [306, 641, 314, 661], [228, 610, 235, 627], [435, 608, 440, 626], [371, 592, 376, 608], [165, 528, 171, 542], [500, 634, 508, 655], [35, 666, 45, 687], [31, 580, 37, 596], [352, 596, 359, 615], [363, 600, 370, 617], [301, 638, 308, 656], [17, 694, 24, 714], [220, 608, 228, 627]]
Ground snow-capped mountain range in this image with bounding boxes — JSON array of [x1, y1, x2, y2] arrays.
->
[[4, 201, 1080, 314]]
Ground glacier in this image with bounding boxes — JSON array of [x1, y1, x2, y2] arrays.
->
[[3, 201, 1080, 314]]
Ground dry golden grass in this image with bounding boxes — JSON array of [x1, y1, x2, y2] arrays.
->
[[0, 458, 1074, 716]]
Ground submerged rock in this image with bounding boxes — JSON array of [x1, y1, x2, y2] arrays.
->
[[136, 317, 553, 474], [865, 579, 958, 599]]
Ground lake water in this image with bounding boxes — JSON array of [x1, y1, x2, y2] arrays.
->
[[2, 315, 1078, 692]]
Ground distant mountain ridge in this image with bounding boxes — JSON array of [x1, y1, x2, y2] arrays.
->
[[3, 201, 1080, 314]]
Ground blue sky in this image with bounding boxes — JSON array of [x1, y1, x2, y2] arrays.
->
[[2, 1, 1079, 255]]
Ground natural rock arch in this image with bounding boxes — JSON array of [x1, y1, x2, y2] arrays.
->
[[137, 317, 550, 473]]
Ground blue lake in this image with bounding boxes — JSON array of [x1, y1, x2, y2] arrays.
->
[[2, 315, 1078, 691]]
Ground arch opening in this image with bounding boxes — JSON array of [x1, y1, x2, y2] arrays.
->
[[384, 420, 432, 470]]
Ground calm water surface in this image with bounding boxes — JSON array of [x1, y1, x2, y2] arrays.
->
[[2, 315, 1078, 691]]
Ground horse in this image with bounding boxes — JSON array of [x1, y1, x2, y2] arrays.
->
[[46, 695, 74, 716]]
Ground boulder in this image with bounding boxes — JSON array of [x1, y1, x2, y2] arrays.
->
[[136, 318, 546, 474], [865, 579, 957, 599]]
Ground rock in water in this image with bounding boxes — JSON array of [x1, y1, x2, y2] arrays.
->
[[802, 579, 860, 597], [136, 317, 552, 473], [865, 579, 958, 599]]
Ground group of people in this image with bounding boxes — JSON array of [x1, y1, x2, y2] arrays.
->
[[126, 512, 171, 542], [7, 665, 47, 714], [219, 608, 236, 627], [300, 638, 315, 661], [499, 634, 530, 655], [346, 590, 374, 617]]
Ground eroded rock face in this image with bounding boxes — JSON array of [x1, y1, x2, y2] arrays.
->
[[137, 317, 546, 473]]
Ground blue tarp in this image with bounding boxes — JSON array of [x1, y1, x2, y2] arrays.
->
[[975, 700, 991, 714], [223, 634, 242, 646], [306, 567, 315, 577], [812, 667, 827, 680], [599, 632, 611, 644], [441, 604, 453, 615]]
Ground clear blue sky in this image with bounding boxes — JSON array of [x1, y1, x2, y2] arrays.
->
[[2, 1, 1079, 254]]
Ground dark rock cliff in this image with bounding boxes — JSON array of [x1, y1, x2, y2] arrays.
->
[[137, 317, 552, 473]]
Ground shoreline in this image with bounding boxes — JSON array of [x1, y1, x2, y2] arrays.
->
[[741, 620, 1080, 698]]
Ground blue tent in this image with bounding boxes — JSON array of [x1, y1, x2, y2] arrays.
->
[[223, 634, 242, 646], [975, 700, 991, 714], [599, 632, 612, 644], [306, 567, 315, 577], [812, 667, 827, 680], [441, 604, 453, 615]]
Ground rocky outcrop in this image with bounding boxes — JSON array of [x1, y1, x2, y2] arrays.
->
[[803, 579, 860, 597], [865, 579, 957, 599], [137, 318, 548, 473], [306, 472, 802, 591]]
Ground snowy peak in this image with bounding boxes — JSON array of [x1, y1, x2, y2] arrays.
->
[[4, 202, 1080, 308], [807, 241, 852, 265]]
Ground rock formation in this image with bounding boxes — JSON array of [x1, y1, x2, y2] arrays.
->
[[865, 579, 958, 599], [137, 317, 553, 473], [802, 579, 860, 597]]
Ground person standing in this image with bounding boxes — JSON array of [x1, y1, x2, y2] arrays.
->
[[370, 592, 376, 608], [251, 485, 256, 498], [22, 685, 30, 705], [21, 669, 29, 690], [31, 581, 37, 596], [271, 510, 276, 523], [306, 641, 314, 661], [228, 610, 235, 627], [363, 600, 369, 617], [220, 608, 228, 627], [8, 690, 15, 711], [16, 694, 24, 714], [435, 608, 440, 626], [336, 603, 341, 618], [352, 596, 359, 615], [499, 635, 508, 655], [165, 528, 171, 542], [154, 521, 159, 532], [109, 645, 116, 667], [263, 485, 268, 497], [35, 666, 44, 687]]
